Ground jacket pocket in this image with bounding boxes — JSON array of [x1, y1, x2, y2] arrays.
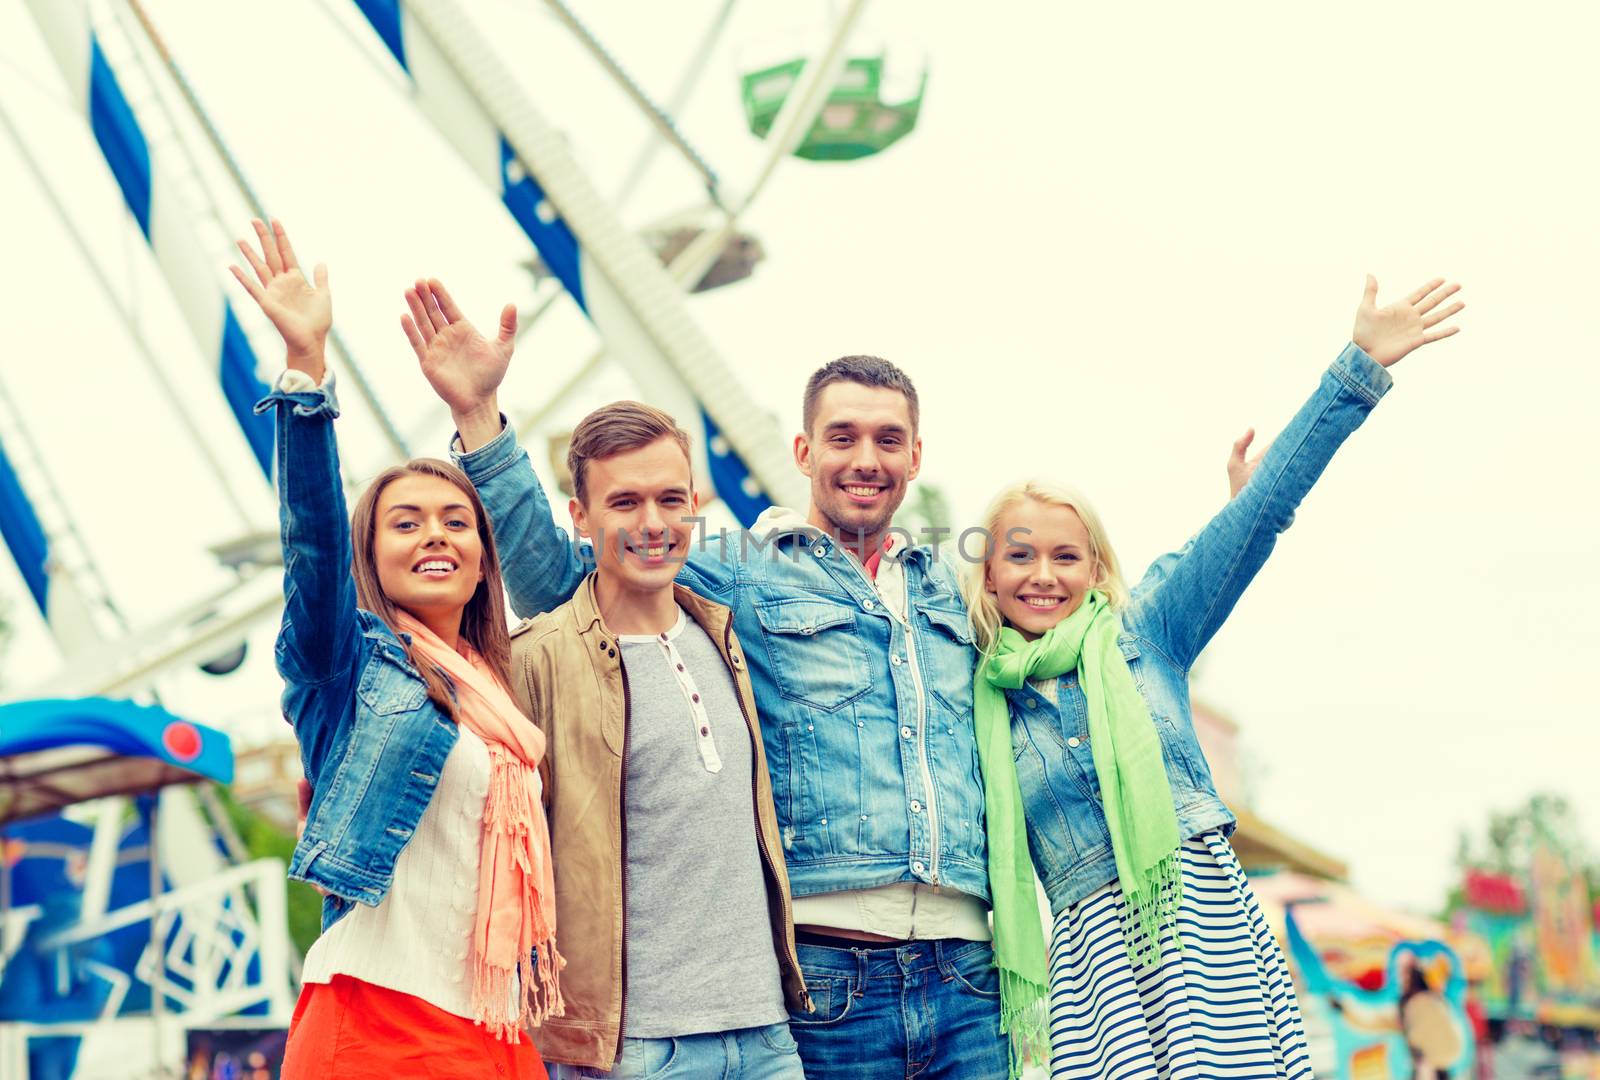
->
[[915, 603, 978, 713], [756, 598, 872, 711], [355, 645, 429, 716]]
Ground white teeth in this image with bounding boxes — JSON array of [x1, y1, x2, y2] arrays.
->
[[1023, 596, 1062, 608], [415, 560, 455, 574], [844, 485, 880, 497]]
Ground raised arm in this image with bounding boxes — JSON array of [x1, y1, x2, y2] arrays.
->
[[1130, 276, 1464, 668], [231, 219, 358, 691], [401, 279, 585, 616]]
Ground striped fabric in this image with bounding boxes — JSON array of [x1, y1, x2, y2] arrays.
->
[[1045, 832, 1314, 1080]]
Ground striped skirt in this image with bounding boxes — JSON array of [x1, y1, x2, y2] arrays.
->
[[1045, 832, 1313, 1079]]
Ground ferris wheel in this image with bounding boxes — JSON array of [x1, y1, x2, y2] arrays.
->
[[0, 4, 929, 1072]]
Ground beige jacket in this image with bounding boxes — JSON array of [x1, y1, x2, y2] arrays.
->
[[510, 575, 809, 1070]]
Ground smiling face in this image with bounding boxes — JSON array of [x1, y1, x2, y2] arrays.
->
[[796, 381, 921, 549], [370, 473, 486, 631], [570, 436, 698, 598], [985, 497, 1102, 640]]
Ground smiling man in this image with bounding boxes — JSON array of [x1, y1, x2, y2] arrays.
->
[[495, 401, 809, 1078]]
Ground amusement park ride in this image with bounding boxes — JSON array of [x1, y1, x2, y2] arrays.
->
[[0, 0, 927, 1075]]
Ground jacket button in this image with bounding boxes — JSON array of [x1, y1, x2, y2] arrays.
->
[[1067, 737, 1082, 748], [598, 640, 607, 651], [608, 649, 617, 658]]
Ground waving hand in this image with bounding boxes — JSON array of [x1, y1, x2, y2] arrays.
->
[[228, 218, 330, 381], [402, 279, 517, 448], [1352, 276, 1464, 368]]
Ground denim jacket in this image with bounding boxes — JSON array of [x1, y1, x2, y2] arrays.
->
[[458, 445, 991, 903], [257, 378, 460, 931], [1009, 343, 1393, 915]]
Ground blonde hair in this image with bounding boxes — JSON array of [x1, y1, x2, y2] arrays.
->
[[959, 480, 1129, 656]]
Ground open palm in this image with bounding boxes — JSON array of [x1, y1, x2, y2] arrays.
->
[[402, 279, 517, 417], [1352, 275, 1464, 367], [229, 219, 330, 367]]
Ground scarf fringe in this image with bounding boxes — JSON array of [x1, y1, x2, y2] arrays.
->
[[472, 936, 567, 1042], [998, 970, 1049, 1080], [1121, 849, 1184, 968], [471, 745, 565, 1039]]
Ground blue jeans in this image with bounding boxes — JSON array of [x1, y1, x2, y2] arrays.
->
[[788, 939, 1008, 1080], [560, 1023, 805, 1079]]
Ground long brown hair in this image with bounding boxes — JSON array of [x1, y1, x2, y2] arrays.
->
[[350, 458, 512, 716]]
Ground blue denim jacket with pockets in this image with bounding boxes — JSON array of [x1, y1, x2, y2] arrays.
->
[[459, 450, 992, 903], [1009, 343, 1393, 914], [257, 378, 459, 931]]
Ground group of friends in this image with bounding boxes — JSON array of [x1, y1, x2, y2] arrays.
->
[[229, 218, 1464, 1079]]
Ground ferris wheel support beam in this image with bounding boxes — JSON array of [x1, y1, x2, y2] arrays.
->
[[21, 0, 279, 482], [0, 98, 260, 535], [613, 0, 739, 210], [350, 0, 808, 520], [541, 0, 723, 206], [515, 0, 867, 465], [666, 0, 869, 290], [120, 0, 414, 462]]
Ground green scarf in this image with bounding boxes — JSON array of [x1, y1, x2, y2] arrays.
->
[[975, 592, 1183, 1020]]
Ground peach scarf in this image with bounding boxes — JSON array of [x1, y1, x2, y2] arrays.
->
[[394, 612, 563, 1040]]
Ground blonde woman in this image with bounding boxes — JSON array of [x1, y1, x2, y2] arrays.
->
[[960, 278, 1463, 1079]]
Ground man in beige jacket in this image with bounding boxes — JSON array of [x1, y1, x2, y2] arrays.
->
[[504, 401, 808, 1078]]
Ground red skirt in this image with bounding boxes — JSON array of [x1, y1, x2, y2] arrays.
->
[[280, 975, 548, 1079]]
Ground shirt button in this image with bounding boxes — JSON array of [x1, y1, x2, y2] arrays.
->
[[901, 726, 913, 739], [692, 693, 701, 703], [1067, 737, 1082, 748], [813, 545, 826, 557], [676, 663, 685, 672], [910, 800, 922, 814], [659, 632, 668, 641], [891, 655, 903, 666], [912, 861, 926, 874], [864, 600, 876, 610], [1024, 699, 1037, 709], [700, 726, 709, 737], [820, 817, 828, 825]]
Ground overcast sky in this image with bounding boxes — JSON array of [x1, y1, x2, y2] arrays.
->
[[1, 0, 1596, 915]]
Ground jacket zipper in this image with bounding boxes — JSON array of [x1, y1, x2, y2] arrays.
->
[[725, 622, 808, 1012], [615, 654, 631, 1065], [840, 549, 941, 885]]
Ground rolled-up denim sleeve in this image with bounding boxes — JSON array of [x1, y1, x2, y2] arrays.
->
[[1130, 343, 1392, 669], [255, 375, 359, 693], [453, 420, 586, 618]]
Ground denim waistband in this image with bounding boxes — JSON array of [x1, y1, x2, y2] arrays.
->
[[794, 937, 991, 980]]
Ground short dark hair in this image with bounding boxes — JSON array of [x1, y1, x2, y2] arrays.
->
[[568, 400, 692, 504], [801, 355, 920, 437]]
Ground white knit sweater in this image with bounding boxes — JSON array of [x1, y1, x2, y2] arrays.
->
[[300, 724, 491, 1018]]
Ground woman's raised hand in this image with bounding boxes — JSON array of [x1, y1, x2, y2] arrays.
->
[[229, 219, 331, 381], [1352, 276, 1464, 368], [402, 279, 517, 434]]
